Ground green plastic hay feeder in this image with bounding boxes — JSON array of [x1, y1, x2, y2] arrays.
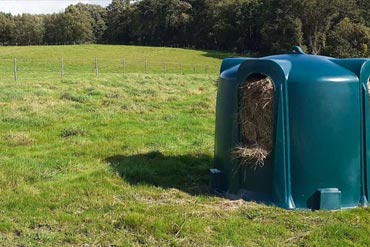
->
[[210, 46, 370, 210]]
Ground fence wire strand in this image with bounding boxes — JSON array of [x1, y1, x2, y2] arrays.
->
[[0, 58, 219, 79]]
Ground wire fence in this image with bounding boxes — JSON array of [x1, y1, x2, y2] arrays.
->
[[0, 58, 220, 80], [0, 42, 208, 50]]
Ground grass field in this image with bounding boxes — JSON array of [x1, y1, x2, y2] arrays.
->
[[0, 45, 227, 75], [1, 45, 370, 246]]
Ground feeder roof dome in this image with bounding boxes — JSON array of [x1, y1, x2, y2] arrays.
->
[[263, 51, 359, 84]]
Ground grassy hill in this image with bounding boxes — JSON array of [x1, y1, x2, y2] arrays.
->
[[0, 45, 228, 62], [0, 45, 370, 246], [0, 45, 230, 75]]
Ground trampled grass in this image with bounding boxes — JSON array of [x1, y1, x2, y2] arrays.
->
[[0, 45, 370, 246]]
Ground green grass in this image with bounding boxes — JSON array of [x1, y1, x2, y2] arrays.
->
[[1, 45, 370, 246], [0, 45, 231, 75]]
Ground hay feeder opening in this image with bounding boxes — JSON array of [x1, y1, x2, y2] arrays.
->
[[232, 74, 274, 168]]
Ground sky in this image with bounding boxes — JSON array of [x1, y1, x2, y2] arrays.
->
[[0, 0, 111, 15]]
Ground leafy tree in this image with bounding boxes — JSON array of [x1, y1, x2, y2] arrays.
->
[[300, 0, 343, 54], [324, 17, 370, 57], [259, 0, 304, 54], [64, 5, 94, 43], [357, 0, 370, 27], [104, 0, 131, 43], [44, 6, 94, 44], [212, 0, 262, 52], [0, 13, 15, 45], [13, 14, 44, 45], [130, 0, 192, 46], [43, 14, 60, 44], [183, 0, 218, 49], [71, 3, 107, 43]]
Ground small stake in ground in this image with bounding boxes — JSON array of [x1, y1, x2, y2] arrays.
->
[[123, 59, 126, 74], [163, 62, 167, 73], [14, 58, 17, 81], [61, 58, 64, 79], [95, 57, 99, 76]]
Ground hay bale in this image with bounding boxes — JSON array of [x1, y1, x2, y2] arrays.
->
[[232, 75, 274, 168]]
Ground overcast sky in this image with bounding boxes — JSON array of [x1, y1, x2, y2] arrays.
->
[[0, 0, 111, 15]]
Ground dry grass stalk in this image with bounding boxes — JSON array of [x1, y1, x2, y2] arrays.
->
[[232, 145, 269, 168], [232, 75, 274, 168], [4, 132, 34, 146]]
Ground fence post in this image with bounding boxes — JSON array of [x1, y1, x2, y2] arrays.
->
[[123, 59, 126, 74], [145, 60, 148, 73], [14, 58, 17, 81], [61, 58, 64, 79], [163, 62, 167, 73], [95, 57, 99, 77]]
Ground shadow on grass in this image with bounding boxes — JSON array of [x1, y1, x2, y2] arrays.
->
[[201, 50, 258, 60], [202, 50, 232, 60], [106, 151, 212, 195]]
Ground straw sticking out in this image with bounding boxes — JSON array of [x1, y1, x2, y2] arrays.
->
[[232, 75, 274, 168]]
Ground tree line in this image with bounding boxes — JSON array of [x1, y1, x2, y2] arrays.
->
[[0, 0, 370, 57]]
